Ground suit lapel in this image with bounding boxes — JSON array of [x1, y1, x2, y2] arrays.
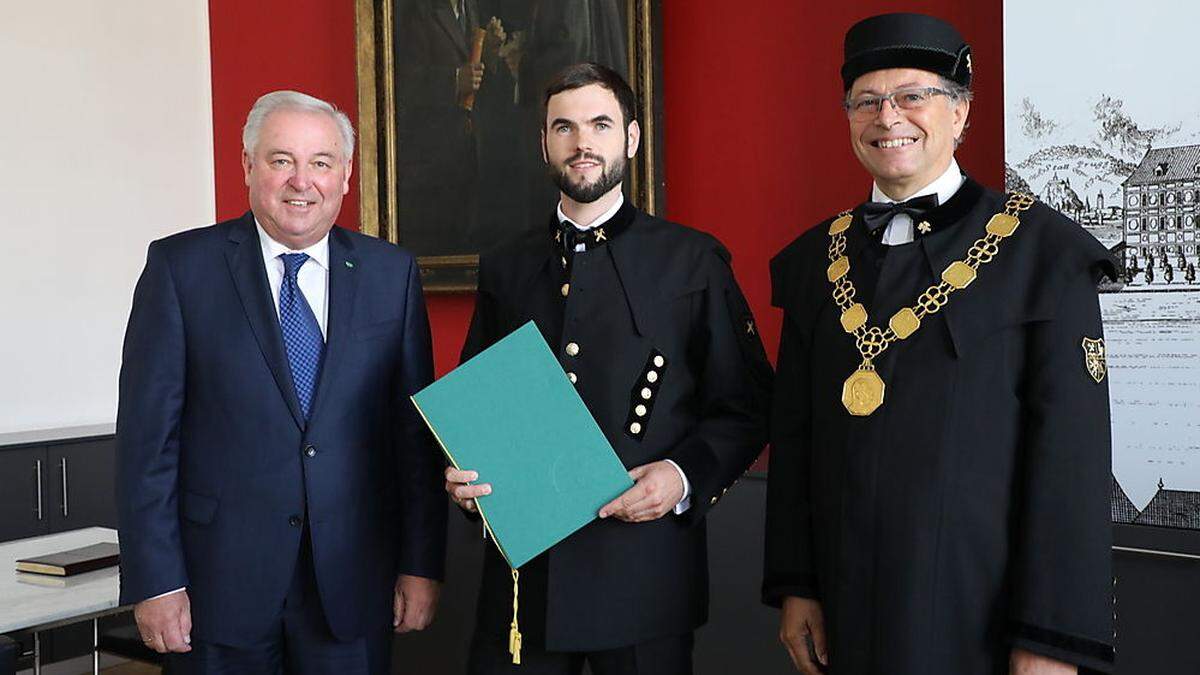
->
[[466, 0, 480, 34], [306, 227, 359, 425], [434, 2, 469, 59], [224, 214, 305, 429]]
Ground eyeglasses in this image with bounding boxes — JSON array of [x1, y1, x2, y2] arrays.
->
[[844, 87, 954, 119]]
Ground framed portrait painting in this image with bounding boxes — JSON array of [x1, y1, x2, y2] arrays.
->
[[356, 0, 665, 291]]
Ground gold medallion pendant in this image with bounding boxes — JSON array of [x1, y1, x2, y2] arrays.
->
[[841, 363, 884, 416], [824, 193, 1035, 417]]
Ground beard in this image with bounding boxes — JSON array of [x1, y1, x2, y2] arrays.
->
[[550, 149, 629, 204]]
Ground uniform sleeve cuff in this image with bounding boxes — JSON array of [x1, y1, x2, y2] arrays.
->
[[1010, 622, 1115, 673], [761, 581, 818, 608], [664, 459, 692, 514]]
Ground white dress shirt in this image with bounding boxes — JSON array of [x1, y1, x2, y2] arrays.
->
[[556, 194, 693, 515], [256, 221, 331, 337], [871, 158, 965, 245], [145, 223, 332, 603]]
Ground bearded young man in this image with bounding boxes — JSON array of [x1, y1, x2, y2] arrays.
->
[[762, 13, 1115, 675], [444, 62, 773, 675]]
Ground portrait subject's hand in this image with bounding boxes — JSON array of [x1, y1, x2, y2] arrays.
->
[[133, 590, 193, 654], [456, 61, 485, 97], [499, 31, 524, 76], [597, 461, 684, 522], [1010, 648, 1077, 675], [483, 16, 506, 56], [780, 596, 828, 674], [393, 574, 441, 633], [445, 466, 491, 513]]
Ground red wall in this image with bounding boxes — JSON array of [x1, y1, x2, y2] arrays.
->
[[208, 0, 1003, 375], [209, 1, 360, 227]]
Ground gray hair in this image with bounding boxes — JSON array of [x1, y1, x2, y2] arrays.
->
[[938, 76, 974, 104], [938, 76, 972, 147], [242, 90, 355, 160]]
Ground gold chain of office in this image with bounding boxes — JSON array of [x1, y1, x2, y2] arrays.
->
[[826, 192, 1035, 416]]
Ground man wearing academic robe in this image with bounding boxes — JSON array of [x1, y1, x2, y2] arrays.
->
[[446, 62, 772, 674], [762, 14, 1116, 675]]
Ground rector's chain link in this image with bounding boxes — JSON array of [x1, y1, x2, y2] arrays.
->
[[826, 193, 1034, 363]]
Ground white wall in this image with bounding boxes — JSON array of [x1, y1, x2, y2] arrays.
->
[[0, 2, 215, 433]]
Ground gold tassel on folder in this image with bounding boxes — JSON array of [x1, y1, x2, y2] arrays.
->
[[508, 568, 522, 664]]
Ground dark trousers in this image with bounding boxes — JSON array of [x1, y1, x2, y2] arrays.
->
[[167, 532, 391, 675], [467, 631, 693, 675]]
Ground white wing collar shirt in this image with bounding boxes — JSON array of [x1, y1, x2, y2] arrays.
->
[[871, 157, 965, 246]]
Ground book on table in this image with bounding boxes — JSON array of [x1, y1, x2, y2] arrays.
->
[[15, 542, 120, 576]]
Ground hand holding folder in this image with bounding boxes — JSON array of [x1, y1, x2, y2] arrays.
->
[[413, 322, 634, 664], [596, 460, 686, 522], [447, 457, 684, 523]]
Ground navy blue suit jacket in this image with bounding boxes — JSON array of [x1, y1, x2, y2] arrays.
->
[[115, 213, 447, 646]]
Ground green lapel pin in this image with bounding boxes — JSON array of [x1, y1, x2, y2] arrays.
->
[[345, 260, 355, 269]]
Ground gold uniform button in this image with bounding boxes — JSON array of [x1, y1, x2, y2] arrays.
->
[[567, 372, 577, 384], [561, 283, 570, 297], [709, 495, 719, 505], [646, 370, 658, 383], [635, 404, 647, 416], [641, 387, 653, 400], [629, 422, 642, 434], [565, 342, 580, 356], [653, 355, 665, 368]]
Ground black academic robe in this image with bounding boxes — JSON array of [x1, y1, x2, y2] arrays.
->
[[763, 178, 1116, 674], [462, 202, 772, 651]]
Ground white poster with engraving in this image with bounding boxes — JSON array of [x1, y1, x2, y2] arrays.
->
[[1005, 0, 1200, 529]]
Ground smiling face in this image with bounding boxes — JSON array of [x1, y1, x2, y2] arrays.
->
[[242, 108, 352, 249], [847, 68, 968, 199], [542, 83, 640, 206]]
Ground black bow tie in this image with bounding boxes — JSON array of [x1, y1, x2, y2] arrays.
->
[[860, 193, 939, 235], [558, 221, 581, 256]]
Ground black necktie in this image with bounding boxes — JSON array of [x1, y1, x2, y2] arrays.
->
[[860, 193, 939, 235], [559, 221, 580, 258]]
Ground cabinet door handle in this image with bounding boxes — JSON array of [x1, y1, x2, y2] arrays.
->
[[60, 457, 69, 517], [34, 459, 44, 520]]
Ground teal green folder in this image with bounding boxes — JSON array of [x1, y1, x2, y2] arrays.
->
[[412, 321, 634, 570]]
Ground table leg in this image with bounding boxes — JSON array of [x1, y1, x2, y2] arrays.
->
[[92, 618, 99, 674], [32, 632, 40, 675]]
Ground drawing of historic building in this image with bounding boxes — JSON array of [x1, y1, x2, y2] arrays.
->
[[1112, 475, 1140, 524], [1043, 172, 1086, 220], [1121, 145, 1200, 277], [1133, 478, 1200, 529]]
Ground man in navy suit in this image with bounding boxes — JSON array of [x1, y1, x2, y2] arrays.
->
[[115, 90, 447, 673]]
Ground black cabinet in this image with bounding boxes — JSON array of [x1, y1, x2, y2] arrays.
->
[[0, 430, 123, 670], [0, 432, 116, 542], [48, 440, 118, 531], [0, 447, 45, 541]]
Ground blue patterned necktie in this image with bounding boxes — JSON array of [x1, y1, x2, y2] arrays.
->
[[278, 253, 325, 420]]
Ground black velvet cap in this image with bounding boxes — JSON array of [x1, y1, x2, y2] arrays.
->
[[842, 13, 972, 91]]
